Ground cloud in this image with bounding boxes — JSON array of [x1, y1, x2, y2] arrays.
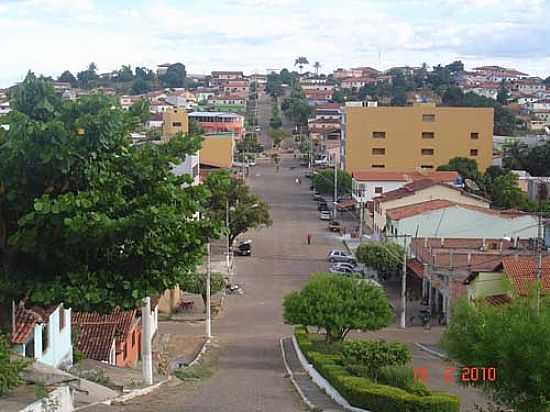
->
[[0, 0, 549, 87]]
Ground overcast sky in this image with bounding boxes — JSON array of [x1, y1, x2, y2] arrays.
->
[[1, 0, 549, 87]]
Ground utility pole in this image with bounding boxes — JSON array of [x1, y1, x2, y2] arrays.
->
[[225, 200, 230, 270], [358, 187, 365, 240], [141, 297, 153, 385], [446, 250, 454, 325], [333, 159, 338, 219], [206, 242, 212, 338], [536, 194, 543, 314], [385, 234, 412, 328]]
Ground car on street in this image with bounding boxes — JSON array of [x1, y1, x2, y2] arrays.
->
[[328, 266, 358, 275], [327, 250, 356, 264], [330, 262, 361, 272], [318, 201, 329, 211], [320, 210, 331, 220], [328, 220, 341, 232]]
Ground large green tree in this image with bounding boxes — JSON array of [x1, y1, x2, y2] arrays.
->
[[160, 63, 186, 88], [77, 62, 99, 88], [283, 273, 393, 342], [202, 171, 272, 248], [442, 297, 550, 412], [356, 242, 404, 280], [294, 56, 309, 74], [0, 72, 219, 312], [490, 172, 528, 209], [180, 271, 225, 311], [57, 70, 78, 87], [312, 170, 352, 198]]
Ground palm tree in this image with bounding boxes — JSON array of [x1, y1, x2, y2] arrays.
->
[[313, 61, 321, 77], [294, 57, 309, 74]]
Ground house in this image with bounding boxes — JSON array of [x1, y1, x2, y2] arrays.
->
[[196, 88, 218, 104], [199, 132, 235, 169], [465, 255, 550, 303], [149, 101, 174, 114], [372, 179, 488, 233], [342, 104, 494, 173], [301, 82, 335, 92], [352, 170, 462, 204], [12, 302, 73, 369], [209, 95, 247, 111], [211, 71, 244, 81], [472, 66, 529, 82], [146, 112, 164, 129], [166, 94, 197, 111], [162, 108, 189, 142], [463, 83, 499, 100], [303, 89, 332, 105], [222, 80, 249, 97], [72, 309, 144, 368], [511, 78, 545, 94], [189, 111, 245, 139], [384, 199, 538, 245], [408, 238, 543, 320], [171, 153, 200, 186], [341, 77, 376, 89], [0, 100, 11, 115], [119, 95, 145, 110], [533, 99, 550, 111]]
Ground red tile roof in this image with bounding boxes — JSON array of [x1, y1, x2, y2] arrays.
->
[[407, 258, 424, 278], [501, 256, 550, 296], [484, 294, 513, 305], [12, 306, 43, 344], [72, 309, 138, 362], [386, 200, 526, 221], [387, 199, 453, 220], [352, 170, 459, 183]]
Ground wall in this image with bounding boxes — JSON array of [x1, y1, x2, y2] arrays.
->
[[391, 207, 538, 247], [467, 272, 510, 301], [115, 323, 141, 368], [162, 108, 189, 142], [352, 179, 404, 203], [344, 105, 494, 173], [22, 386, 73, 412], [200, 134, 234, 168], [36, 307, 73, 369], [374, 185, 490, 232]]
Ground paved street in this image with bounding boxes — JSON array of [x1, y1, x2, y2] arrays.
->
[[87, 160, 488, 412]]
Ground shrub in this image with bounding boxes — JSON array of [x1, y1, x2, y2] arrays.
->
[[342, 339, 410, 379], [378, 365, 431, 396], [0, 335, 28, 395], [294, 328, 459, 412]]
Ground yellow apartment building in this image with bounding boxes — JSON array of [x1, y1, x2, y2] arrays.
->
[[343, 104, 494, 173], [162, 108, 189, 143], [199, 133, 235, 168]]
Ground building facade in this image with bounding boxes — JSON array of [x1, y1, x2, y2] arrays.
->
[[162, 108, 189, 142], [343, 104, 494, 173]]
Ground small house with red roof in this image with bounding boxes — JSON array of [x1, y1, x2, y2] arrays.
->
[[72, 309, 142, 368], [11, 302, 73, 369]]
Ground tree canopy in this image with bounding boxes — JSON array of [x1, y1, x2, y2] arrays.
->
[[356, 242, 404, 280], [442, 296, 550, 412], [57, 70, 77, 87], [160, 63, 186, 88], [312, 170, 352, 198], [202, 170, 272, 247], [283, 273, 393, 342], [180, 271, 225, 310], [0, 72, 220, 312], [76, 62, 99, 88]]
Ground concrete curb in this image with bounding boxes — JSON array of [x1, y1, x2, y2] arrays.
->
[[188, 337, 211, 367], [291, 335, 370, 412], [415, 343, 449, 360], [279, 338, 316, 411]]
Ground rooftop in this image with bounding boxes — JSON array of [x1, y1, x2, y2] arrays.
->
[[353, 170, 459, 183], [501, 256, 550, 296], [189, 111, 243, 118]]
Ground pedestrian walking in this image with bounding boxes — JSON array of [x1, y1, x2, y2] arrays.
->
[[296, 177, 300, 184], [307, 233, 311, 245], [298, 177, 302, 184]]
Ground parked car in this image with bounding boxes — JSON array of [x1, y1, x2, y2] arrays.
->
[[233, 240, 252, 256], [320, 210, 331, 220], [327, 250, 356, 264], [330, 262, 360, 272], [328, 266, 356, 275], [318, 201, 329, 211], [328, 220, 341, 232], [312, 191, 321, 200]]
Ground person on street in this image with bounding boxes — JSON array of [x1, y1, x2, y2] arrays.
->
[[307, 233, 311, 245], [296, 177, 299, 184]]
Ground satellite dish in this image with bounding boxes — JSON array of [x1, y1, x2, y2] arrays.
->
[[464, 178, 481, 192]]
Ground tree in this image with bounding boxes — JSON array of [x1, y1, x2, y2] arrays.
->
[[266, 73, 283, 98], [180, 271, 225, 311], [444, 60, 464, 74], [57, 70, 77, 87], [437, 157, 481, 183], [269, 104, 282, 129], [524, 141, 550, 176], [442, 296, 550, 412], [502, 140, 528, 170], [76, 62, 99, 88], [117, 65, 134, 82], [0, 73, 220, 312], [313, 61, 321, 76], [283, 273, 393, 342], [202, 171, 272, 248], [489, 172, 528, 209], [390, 89, 408, 106], [131, 77, 151, 95], [268, 128, 290, 147], [497, 82, 510, 105], [0, 334, 27, 395], [356, 242, 404, 280], [442, 86, 464, 106], [294, 56, 309, 74], [494, 106, 516, 136], [543, 76, 550, 86], [279, 68, 295, 86], [312, 170, 352, 198], [160, 63, 186, 88], [331, 89, 346, 103], [135, 66, 155, 81]]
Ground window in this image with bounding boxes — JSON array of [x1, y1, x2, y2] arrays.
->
[[422, 131, 434, 139], [372, 131, 386, 139], [422, 114, 435, 122], [372, 148, 385, 155], [132, 330, 136, 347], [372, 164, 385, 168], [172, 122, 182, 127], [59, 306, 65, 331], [470, 132, 479, 139], [123, 342, 128, 360], [421, 165, 434, 169], [470, 149, 479, 156], [421, 148, 434, 155], [374, 187, 383, 194]]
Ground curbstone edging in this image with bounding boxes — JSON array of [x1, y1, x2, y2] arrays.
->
[[279, 337, 316, 411], [415, 343, 449, 360], [291, 335, 371, 412], [188, 337, 211, 367]]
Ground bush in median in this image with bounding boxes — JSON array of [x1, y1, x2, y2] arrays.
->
[[294, 327, 459, 412]]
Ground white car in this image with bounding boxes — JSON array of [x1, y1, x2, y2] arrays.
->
[[327, 250, 356, 264], [330, 262, 364, 273], [320, 210, 331, 220]]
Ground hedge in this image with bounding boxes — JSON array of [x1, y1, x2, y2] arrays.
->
[[295, 327, 459, 412]]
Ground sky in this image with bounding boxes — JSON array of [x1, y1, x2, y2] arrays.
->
[[0, 0, 549, 87]]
